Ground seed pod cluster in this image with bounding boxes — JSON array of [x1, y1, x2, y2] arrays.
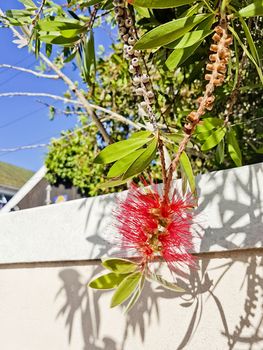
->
[[113, 0, 157, 127], [184, 19, 232, 135]]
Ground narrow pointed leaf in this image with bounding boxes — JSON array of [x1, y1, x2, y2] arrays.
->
[[94, 136, 152, 164], [227, 129, 242, 166], [122, 137, 157, 179], [125, 275, 145, 313], [111, 272, 142, 308], [238, 0, 263, 17], [134, 14, 209, 49], [147, 272, 185, 292], [201, 127, 226, 151], [98, 177, 132, 189], [170, 30, 213, 49], [128, 0, 195, 8], [89, 272, 130, 290], [216, 139, 225, 164], [102, 258, 138, 274], [175, 146, 196, 193], [196, 117, 224, 133], [238, 16, 260, 64], [107, 149, 145, 178]]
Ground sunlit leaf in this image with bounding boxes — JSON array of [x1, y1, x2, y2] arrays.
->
[[227, 129, 242, 166], [89, 272, 130, 290], [201, 127, 226, 151], [215, 139, 225, 164], [111, 272, 142, 308], [107, 149, 145, 178], [102, 258, 138, 274], [125, 275, 145, 313], [174, 145, 195, 192], [134, 14, 209, 49], [128, 0, 195, 8], [238, 0, 263, 17], [122, 137, 157, 179], [94, 135, 153, 164]]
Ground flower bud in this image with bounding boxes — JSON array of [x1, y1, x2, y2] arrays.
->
[[125, 18, 133, 28], [128, 37, 136, 45], [133, 75, 141, 86], [147, 91, 154, 99], [119, 26, 127, 35], [135, 87, 145, 96], [114, 7, 124, 16], [141, 74, 150, 83], [122, 34, 129, 42], [131, 57, 139, 67]]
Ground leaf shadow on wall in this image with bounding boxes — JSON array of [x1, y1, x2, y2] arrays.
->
[[55, 164, 263, 349]]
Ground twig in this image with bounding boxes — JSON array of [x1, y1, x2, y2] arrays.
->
[[37, 100, 143, 130], [0, 7, 112, 144], [0, 92, 80, 104], [31, 0, 46, 26], [0, 64, 59, 79]]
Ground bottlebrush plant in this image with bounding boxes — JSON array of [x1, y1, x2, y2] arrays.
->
[[1, 0, 262, 310]]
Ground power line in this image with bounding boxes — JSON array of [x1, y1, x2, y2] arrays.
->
[[0, 105, 47, 129]]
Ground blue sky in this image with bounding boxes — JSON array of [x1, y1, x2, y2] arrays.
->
[[0, 0, 113, 171]]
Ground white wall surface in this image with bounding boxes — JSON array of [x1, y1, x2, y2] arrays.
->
[[0, 251, 262, 350], [0, 163, 262, 264]]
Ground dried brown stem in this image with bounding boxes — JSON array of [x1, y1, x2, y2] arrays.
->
[[164, 15, 232, 199]]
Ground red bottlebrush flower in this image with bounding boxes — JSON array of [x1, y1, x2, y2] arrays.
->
[[113, 184, 197, 273]]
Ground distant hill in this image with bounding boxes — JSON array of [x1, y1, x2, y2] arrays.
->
[[0, 161, 34, 189]]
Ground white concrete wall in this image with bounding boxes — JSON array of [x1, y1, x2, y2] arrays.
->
[[0, 163, 262, 350]]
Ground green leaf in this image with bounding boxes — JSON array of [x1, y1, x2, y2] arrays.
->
[[37, 19, 84, 31], [238, 16, 260, 64], [169, 30, 213, 49], [228, 26, 263, 84], [201, 127, 226, 151], [130, 130, 153, 138], [94, 136, 153, 164], [122, 137, 157, 179], [111, 272, 142, 308], [107, 149, 145, 178], [125, 275, 145, 313], [238, 0, 263, 17], [165, 42, 201, 70], [134, 14, 209, 49], [85, 0, 103, 5], [175, 146, 195, 193], [196, 117, 224, 133], [19, 0, 37, 8], [165, 132, 193, 147], [164, 14, 215, 69], [215, 139, 225, 164], [227, 129, 242, 166], [89, 272, 130, 290], [256, 147, 263, 154], [128, 0, 195, 8], [39, 35, 80, 45], [196, 130, 212, 141], [146, 272, 185, 292], [98, 177, 132, 189], [102, 258, 138, 274]]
